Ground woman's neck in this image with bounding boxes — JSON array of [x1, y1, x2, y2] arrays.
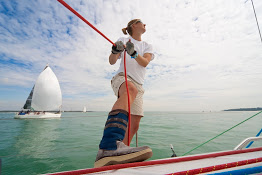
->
[[131, 33, 142, 41]]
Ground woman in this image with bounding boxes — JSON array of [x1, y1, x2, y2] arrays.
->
[[95, 19, 154, 168]]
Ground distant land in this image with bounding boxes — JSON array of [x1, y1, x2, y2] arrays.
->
[[0, 110, 95, 112], [224, 107, 262, 111]]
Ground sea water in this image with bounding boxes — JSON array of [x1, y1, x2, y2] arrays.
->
[[0, 111, 261, 175]]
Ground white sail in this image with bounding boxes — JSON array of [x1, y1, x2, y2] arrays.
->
[[83, 106, 87, 113], [31, 66, 62, 111]]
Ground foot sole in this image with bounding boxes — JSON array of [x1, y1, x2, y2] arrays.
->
[[94, 148, 153, 168]]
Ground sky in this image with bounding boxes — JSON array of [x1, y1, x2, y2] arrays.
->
[[0, 0, 262, 112]]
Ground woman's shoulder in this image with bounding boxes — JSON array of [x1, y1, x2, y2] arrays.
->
[[142, 40, 153, 48], [117, 37, 129, 42]]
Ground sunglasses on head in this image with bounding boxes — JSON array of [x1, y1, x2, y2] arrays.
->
[[135, 20, 142, 24], [130, 20, 143, 26]]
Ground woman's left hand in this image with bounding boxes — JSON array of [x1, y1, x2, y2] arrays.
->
[[125, 41, 137, 57]]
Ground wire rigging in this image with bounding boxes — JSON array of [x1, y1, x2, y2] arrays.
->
[[250, 0, 262, 44], [182, 111, 262, 156]]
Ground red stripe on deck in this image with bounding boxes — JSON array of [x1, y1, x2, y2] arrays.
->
[[165, 157, 262, 175]]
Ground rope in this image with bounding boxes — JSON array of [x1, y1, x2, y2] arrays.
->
[[123, 50, 131, 146], [57, 0, 115, 46], [136, 132, 138, 147], [250, 0, 262, 44], [182, 111, 262, 156], [57, 0, 131, 146]]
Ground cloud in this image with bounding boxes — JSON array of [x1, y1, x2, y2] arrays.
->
[[0, 0, 262, 111]]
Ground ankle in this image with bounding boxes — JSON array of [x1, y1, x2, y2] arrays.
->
[[99, 109, 129, 150]]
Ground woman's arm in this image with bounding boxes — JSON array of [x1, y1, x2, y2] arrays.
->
[[134, 53, 152, 67], [125, 41, 152, 67], [109, 53, 120, 65]]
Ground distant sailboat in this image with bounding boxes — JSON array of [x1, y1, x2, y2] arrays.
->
[[83, 106, 87, 113], [15, 65, 62, 119]]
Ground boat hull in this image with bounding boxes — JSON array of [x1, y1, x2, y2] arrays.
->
[[14, 112, 61, 119]]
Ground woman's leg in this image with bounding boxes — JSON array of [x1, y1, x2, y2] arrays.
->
[[123, 114, 142, 145], [95, 80, 152, 168], [111, 81, 138, 111]]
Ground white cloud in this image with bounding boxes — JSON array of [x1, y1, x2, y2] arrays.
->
[[0, 0, 262, 111]]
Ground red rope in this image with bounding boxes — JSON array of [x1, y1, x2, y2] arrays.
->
[[57, 0, 115, 46], [123, 50, 131, 146], [46, 147, 262, 175], [57, 0, 131, 142]]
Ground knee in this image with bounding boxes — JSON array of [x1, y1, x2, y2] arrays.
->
[[128, 84, 138, 98]]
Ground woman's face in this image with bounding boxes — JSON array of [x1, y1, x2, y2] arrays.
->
[[133, 21, 146, 34]]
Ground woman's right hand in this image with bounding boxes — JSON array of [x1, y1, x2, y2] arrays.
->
[[112, 41, 124, 54]]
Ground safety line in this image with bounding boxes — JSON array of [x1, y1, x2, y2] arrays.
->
[[182, 111, 262, 156]]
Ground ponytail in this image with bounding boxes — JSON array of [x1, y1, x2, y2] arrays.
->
[[122, 19, 141, 36], [122, 27, 128, 35]]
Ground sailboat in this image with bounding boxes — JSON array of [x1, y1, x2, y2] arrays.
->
[[15, 65, 62, 119], [83, 106, 87, 113]]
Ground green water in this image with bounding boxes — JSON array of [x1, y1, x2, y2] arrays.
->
[[0, 111, 261, 175]]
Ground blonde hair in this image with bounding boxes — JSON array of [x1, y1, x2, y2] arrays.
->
[[122, 19, 141, 36]]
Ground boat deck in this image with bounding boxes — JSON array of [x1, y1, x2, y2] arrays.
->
[[47, 147, 262, 175]]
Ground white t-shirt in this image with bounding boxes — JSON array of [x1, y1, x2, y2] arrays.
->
[[116, 36, 154, 85]]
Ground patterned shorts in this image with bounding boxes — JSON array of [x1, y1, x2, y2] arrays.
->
[[111, 73, 145, 116]]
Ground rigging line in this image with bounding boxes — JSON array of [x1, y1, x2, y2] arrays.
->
[[250, 0, 262, 43], [182, 110, 262, 156]]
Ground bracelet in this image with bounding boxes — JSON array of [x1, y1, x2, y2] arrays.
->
[[111, 51, 118, 54], [131, 51, 138, 59]]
